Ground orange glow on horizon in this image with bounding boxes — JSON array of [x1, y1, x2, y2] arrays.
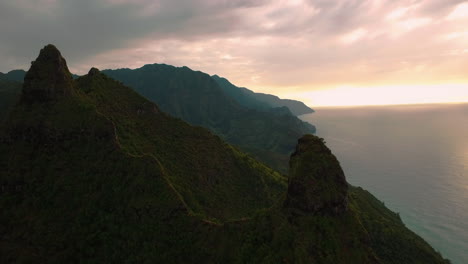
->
[[279, 83, 468, 107]]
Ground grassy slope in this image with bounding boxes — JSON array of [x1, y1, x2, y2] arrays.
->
[[102, 65, 315, 173], [349, 187, 450, 264], [0, 94, 215, 263], [75, 71, 286, 221]]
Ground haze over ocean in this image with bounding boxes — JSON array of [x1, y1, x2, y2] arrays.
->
[[301, 103, 468, 264]]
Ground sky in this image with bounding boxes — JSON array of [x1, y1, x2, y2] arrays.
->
[[1, 0, 467, 106]]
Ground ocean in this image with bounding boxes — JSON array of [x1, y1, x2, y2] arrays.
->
[[300, 103, 468, 264]]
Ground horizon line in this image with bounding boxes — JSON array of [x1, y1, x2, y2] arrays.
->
[[309, 101, 468, 109]]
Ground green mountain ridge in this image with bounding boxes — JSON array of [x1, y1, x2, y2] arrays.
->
[[0, 69, 26, 83], [0, 65, 315, 174], [102, 65, 315, 173], [212, 74, 315, 116], [210, 75, 275, 112], [0, 45, 449, 263]]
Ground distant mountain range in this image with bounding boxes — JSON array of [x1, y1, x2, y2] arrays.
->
[[212, 75, 314, 116], [0, 45, 449, 263], [0, 67, 314, 173], [0, 69, 26, 83], [0, 69, 314, 116], [102, 65, 315, 173]]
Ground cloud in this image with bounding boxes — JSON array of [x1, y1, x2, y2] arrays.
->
[[446, 2, 468, 20], [0, 0, 467, 105], [0, 0, 266, 70], [340, 28, 368, 44]]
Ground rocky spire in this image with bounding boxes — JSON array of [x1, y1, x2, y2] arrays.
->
[[284, 134, 348, 214], [21, 44, 73, 103], [88, 67, 100, 76]]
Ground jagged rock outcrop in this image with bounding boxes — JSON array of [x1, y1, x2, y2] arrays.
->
[[284, 134, 348, 214], [88, 67, 100, 76], [21, 44, 73, 103]]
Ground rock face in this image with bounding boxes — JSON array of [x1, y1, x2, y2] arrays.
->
[[88, 67, 100, 76], [21, 44, 73, 103], [284, 134, 348, 214]]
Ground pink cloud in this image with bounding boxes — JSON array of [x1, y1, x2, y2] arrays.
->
[[1, 0, 467, 105]]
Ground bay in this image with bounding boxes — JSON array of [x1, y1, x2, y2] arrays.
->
[[300, 103, 468, 264]]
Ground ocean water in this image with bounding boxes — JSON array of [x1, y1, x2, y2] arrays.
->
[[300, 103, 468, 264]]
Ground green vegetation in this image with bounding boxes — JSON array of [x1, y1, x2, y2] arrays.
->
[[102, 65, 315, 173], [0, 45, 450, 263], [285, 135, 348, 214], [0, 69, 26, 83], [75, 68, 286, 221], [210, 74, 273, 111], [349, 187, 451, 264], [0, 76, 22, 121], [212, 74, 315, 116]]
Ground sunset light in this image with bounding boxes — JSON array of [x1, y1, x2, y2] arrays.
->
[[289, 84, 468, 107], [2, 0, 468, 108]]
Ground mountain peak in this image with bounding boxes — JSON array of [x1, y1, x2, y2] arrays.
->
[[88, 67, 100, 76], [37, 44, 62, 59], [21, 44, 73, 103], [284, 134, 348, 214]]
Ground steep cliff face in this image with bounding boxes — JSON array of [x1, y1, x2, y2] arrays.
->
[[285, 135, 348, 214], [212, 75, 315, 116], [21, 44, 73, 103]]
